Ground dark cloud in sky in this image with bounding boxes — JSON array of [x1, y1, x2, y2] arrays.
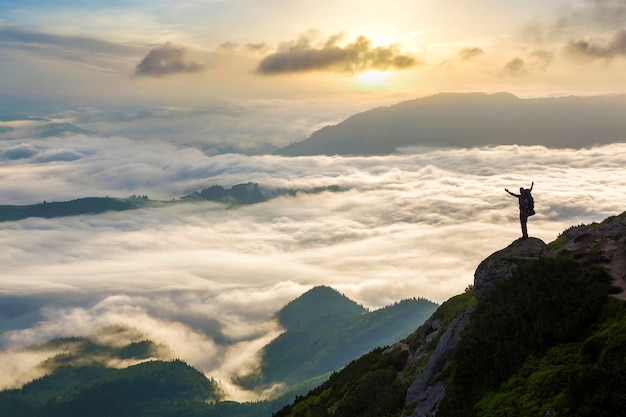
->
[[0, 143, 38, 160], [245, 42, 270, 53], [135, 42, 207, 77], [521, 0, 626, 49], [216, 41, 239, 53], [458, 47, 484, 61], [502, 57, 526, 77], [564, 29, 626, 61], [257, 34, 419, 74], [554, 0, 626, 32]]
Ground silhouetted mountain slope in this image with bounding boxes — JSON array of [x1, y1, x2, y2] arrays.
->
[[275, 286, 367, 330], [0, 197, 153, 222], [0, 360, 222, 417], [0, 183, 344, 222], [237, 286, 438, 397], [181, 182, 266, 205], [273, 211, 626, 417], [276, 92, 626, 156], [27, 335, 170, 372]]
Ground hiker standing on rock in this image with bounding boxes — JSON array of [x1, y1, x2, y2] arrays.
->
[[505, 182, 535, 239]]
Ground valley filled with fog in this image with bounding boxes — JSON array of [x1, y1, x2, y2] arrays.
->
[[2, 135, 626, 399]]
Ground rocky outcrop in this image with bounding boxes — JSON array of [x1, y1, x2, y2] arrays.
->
[[557, 213, 626, 299], [401, 239, 552, 417], [404, 309, 472, 417], [473, 237, 552, 300]]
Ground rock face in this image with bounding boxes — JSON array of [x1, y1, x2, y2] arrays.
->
[[473, 237, 552, 300], [401, 215, 626, 417], [558, 213, 626, 299], [404, 310, 472, 417]]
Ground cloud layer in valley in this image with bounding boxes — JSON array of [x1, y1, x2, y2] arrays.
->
[[2, 134, 626, 399]]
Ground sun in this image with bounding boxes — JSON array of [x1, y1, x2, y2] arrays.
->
[[356, 70, 390, 85]]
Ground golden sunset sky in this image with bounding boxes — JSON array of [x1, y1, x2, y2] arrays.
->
[[1, 0, 625, 105]]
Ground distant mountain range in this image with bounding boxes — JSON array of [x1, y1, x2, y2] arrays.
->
[[0, 183, 343, 222], [0, 286, 437, 417], [276, 92, 626, 156]]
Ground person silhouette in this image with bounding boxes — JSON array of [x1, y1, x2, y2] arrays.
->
[[505, 182, 534, 239]]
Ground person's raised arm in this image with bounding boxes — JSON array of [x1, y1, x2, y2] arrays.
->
[[505, 188, 518, 197]]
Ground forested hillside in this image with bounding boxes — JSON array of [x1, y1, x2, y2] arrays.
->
[[236, 287, 437, 396], [273, 212, 626, 417], [0, 360, 223, 417], [0, 287, 437, 417]]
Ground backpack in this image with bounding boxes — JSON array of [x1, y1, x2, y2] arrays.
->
[[520, 189, 535, 216]]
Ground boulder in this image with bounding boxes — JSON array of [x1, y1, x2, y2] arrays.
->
[[473, 237, 552, 300]]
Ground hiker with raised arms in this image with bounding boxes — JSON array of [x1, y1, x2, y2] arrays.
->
[[505, 182, 535, 240]]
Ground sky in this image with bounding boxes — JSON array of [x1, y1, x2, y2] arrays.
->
[[1, 0, 626, 150], [1, 0, 626, 402]]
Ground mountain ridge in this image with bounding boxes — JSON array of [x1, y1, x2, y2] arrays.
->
[[275, 285, 367, 330], [0, 182, 344, 222], [276, 92, 626, 156], [234, 286, 437, 399]]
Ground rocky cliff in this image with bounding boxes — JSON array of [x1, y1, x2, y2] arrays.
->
[[402, 237, 553, 417], [402, 215, 626, 417]]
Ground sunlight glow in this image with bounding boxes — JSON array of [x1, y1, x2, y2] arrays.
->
[[356, 70, 390, 85]]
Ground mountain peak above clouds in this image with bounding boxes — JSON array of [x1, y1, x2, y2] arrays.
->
[[275, 285, 366, 330], [276, 92, 626, 156]]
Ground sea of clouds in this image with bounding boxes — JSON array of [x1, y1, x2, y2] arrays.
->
[[1, 134, 626, 399]]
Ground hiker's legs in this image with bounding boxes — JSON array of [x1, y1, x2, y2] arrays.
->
[[520, 212, 528, 239]]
